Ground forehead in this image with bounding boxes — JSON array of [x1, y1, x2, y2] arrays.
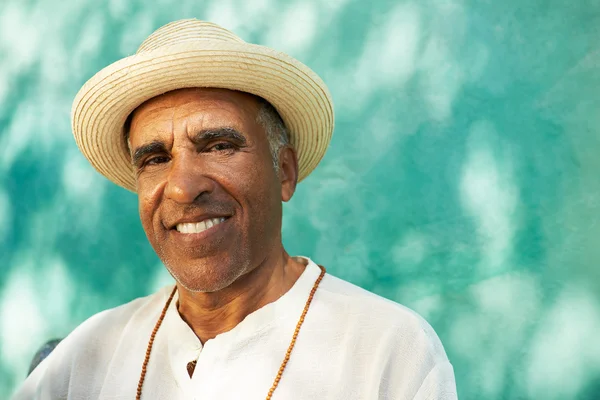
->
[[128, 88, 261, 140]]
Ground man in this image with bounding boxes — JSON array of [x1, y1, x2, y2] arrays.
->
[[13, 19, 457, 399]]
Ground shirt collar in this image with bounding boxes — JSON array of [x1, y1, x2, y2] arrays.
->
[[161, 257, 321, 387]]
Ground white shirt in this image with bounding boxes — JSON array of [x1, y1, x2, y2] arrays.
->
[[12, 258, 457, 399]]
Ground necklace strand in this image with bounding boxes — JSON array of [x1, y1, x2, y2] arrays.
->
[[136, 265, 326, 400]]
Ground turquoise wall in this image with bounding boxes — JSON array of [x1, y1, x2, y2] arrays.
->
[[1, 0, 599, 398]]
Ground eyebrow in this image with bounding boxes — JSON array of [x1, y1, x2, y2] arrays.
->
[[131, 141, 168, 167], [190, 127, 248, 146], [130, 127, 248, 167]]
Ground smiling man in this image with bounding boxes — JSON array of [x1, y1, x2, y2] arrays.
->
[[13, 20, 457, 400]]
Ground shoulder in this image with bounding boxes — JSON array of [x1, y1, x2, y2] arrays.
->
[[11, 286, 174, 399], [315, 272, 456, 397], [66, 285, 173, 347], [87, 285, 172, 326], [318, 272, 436, 330], [318, 272, 448, 359]]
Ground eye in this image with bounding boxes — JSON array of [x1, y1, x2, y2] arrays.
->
[[207, 142, 236, 152], [145, 155, 170, 166]]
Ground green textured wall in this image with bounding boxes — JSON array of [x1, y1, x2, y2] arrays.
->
[[1, 0, 600, 398]]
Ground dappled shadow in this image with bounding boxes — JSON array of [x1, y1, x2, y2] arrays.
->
[[2, 0, 600, 398]]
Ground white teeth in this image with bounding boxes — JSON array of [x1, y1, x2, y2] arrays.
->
[[176, 218, 225, 234]]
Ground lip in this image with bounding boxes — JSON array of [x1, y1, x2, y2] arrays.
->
[[169, 216, 232, 243]]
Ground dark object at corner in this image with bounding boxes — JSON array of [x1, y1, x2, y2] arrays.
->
[[28, 339, 62, 376]]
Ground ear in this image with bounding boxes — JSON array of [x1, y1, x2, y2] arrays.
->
[[278, 146, 298, 202]]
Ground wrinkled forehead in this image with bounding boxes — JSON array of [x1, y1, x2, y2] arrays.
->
[[125, 88, 262, 143]]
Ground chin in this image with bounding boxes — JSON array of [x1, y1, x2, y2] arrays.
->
[[164, 257, 248, 293]]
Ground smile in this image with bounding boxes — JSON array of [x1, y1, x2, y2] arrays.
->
[[175, 217, 227, 234]]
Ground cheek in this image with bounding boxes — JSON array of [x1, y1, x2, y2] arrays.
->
[[137, 184, 163, 235], [138, 196, 153, 232], [232, 158, 280, 228], [234, 157, 276, 202]]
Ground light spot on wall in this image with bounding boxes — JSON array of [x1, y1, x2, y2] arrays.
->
[[0, 62, 9, 109], [40, 258, 76, 329], [0, 102, 35, 171], [409, 293, 442, 319], [62, 150, 105, 201], [206, 0, 241, 32], [1, 255, 76, 391], [321, 0, 350, 14], [419, 35, 463, 121], [471, 272, 540, 323], [108, 0, 131, 19], [391, 231, 428, 272], [119, 11, 155, 55], [417, 0, 468, 121], [0, 2, 40, 70], [316, 239, 371, 284], [0, 264, 47, 385], [0, 189, 11, 246], [39, 40, 68, 86], [465, 41, 490, 83], [0, 92, 72, 172], [265, 1, 318, 55], [526, 285, 600, 400], [61, 149, 107, 233], [460, 120, 518, 275], [351, 3, 421, 104], [395, 281, 440, 305], [307, 162, 353, 231], [449, 272, 540, 397], [71, 13, 106, 79]]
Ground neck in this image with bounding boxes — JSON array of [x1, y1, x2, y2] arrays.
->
[[175, 249, 307, 343]]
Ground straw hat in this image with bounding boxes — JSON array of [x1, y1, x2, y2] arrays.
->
[[71, 19, 334, 192]]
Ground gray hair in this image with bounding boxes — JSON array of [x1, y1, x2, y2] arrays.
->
[[255, 97, 290, 172]]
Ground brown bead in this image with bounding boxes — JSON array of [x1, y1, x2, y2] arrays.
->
[[137, 266, 326, 400]]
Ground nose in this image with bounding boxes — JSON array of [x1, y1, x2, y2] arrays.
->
[[164, 155, 214, 204]]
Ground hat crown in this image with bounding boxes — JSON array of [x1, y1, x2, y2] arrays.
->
[[136, 19, 245, 54]]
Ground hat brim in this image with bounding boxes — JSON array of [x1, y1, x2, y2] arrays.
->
[[71, 41, 334, 192]]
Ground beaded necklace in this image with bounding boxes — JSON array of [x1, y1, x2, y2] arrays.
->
[[136, 265, 326, 399]]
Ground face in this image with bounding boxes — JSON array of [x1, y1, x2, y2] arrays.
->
[[128, 88, 297, 292]]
